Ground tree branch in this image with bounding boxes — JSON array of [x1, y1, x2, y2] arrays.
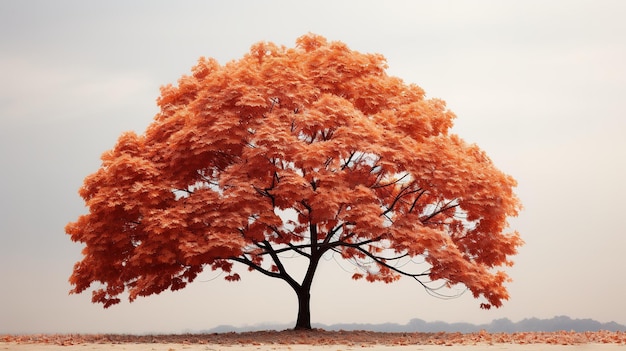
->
[[421, 200, 460, 223], [381, 184, 423, 217], [309, 222, 318, 254], [325, 234, 383, 251], [351, 246, 431, 279], [371, 172, 410, 189], [229, 256, 282, 280], [341, 151, 357, 170], [408, 189, 428, 213], [322, 219, 351, 245], [259, 240, 291, 276], [230, 243, 301, 291], [267, 226, 311, 258]]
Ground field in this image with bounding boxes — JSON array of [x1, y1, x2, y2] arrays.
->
[[2, 330, 626, 350]]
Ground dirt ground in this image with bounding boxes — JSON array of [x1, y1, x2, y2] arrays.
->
[[2, 329, 626, 347]]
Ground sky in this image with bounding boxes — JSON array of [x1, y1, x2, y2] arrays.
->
[[1, 0, 625, 334]]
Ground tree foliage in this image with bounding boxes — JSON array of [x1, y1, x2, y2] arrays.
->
[[66, 33, 522, 329]]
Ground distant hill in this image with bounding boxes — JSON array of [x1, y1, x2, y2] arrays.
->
[[200, 316, 626, 334]]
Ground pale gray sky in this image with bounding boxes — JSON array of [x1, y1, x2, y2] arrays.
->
[[1, 0, 625, 334]]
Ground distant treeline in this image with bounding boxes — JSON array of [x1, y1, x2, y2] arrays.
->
[[200, 316, 625, 334]]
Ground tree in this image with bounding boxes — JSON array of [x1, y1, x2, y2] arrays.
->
[[66, 33, 523, 330]]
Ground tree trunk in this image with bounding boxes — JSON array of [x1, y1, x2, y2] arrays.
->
[[293, 224, 322, 331], [294, 289, 312, 330]]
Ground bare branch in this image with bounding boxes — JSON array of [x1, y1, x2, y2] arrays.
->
[[352, 246, 430, 279], [322, 220, 350, 245], [325, 234, 384, 251], [371, 172, 410, 189], [268, 226, 311, 258], [408, 189, 428, 213], [421, 200, 460, 223], [229, 255, 282, 280], [381, 184, 423, 217], [259, 240, 289, 274], [341, 151, 357, 170]]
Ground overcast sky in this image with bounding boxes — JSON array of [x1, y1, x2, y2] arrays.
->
[[1, 0, 625, 334]]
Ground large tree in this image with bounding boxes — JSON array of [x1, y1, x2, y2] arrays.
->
[[66, 34, 522, 330]]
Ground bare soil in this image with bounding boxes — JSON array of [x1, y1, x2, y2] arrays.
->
[[3, 330, 626, 346]]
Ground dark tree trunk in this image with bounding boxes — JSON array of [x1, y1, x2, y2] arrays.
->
[[294, 289, 312, 330], [293, 244, 322, 330], [291, 223, 323, 330]]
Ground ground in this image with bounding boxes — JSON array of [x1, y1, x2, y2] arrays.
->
[[3, 329, 626, 347]]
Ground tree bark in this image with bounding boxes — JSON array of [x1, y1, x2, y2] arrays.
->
[[294, 289, 312, 330]]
